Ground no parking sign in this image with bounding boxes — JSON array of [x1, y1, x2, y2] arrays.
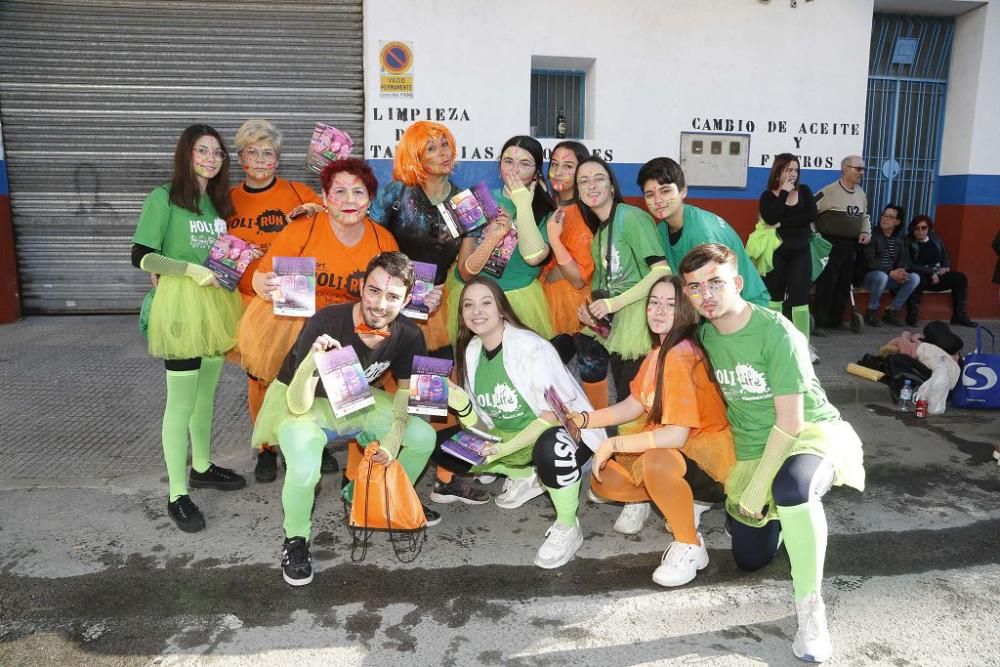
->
[[379, 41, 413, 98]]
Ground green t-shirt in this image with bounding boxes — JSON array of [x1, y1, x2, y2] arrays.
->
[[660, 204, 770, 306], [132, 185, 226, 263], [698, 304, 840, 460], [473, 346, 535, 432], [591, 203, 665, 295]]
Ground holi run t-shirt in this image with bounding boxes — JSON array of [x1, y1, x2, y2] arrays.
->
[[697, 305, 839, 460], [275, 302, 427, 398], [629, 339, 730, 434], [473, 346, 535, 432], [133, 185, 226, 263], [591, 203, 665, 296], [257, 214, 398, 308], [228, 178, 323, 295]]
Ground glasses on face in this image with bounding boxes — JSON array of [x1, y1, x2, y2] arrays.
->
[[241, 148, 278, 163], [881, 212, 899, 220], [913, 224, 929, 231], [501, 157, 536, 172], [848, 166, 865, 172], [684, 278, 727, 298], [194, 145, 227, 161], [578, 175, 609, 188]]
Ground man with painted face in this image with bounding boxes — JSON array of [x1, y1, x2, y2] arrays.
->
[[252, 252, 480, 586], [680, 243, 865, 664], [638, 157, 770, 307]]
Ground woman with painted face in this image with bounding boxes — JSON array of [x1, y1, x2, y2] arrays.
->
[[903, 214, 977, 327], [447, 136, 556, 343], [227, 120, 325, 481], [431, 277, 607, 569], [130, 124, 246, 533], [575, 157, 670, 405], [569, 275, 735, 586], [369, 121, 463, 355], [242, 158, 398, 483], [759, 153, 818, 342]]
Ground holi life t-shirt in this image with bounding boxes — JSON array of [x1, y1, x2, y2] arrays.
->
[[275, 302, 427, 398], [697, 304, 840, 460], [591, 203, 665, 295], [256, 214, 399, 309], [133, 185, 227, 263], [473, 345, 535, 432], [629, 339, 730, 434], [227, 178, 323, 295]]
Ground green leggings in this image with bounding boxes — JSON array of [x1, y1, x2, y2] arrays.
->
[[162, 356, 224, 501]]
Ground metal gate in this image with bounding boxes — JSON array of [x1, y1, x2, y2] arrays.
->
[[863, 14, 953, 226], [0, 0, 363, 313]]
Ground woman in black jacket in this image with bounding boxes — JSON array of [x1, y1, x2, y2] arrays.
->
[[904, 214, 976, 327]]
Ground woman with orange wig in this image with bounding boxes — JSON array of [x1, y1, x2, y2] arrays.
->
[[369, 121, 464, 357]]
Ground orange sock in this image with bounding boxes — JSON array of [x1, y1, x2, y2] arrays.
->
[[436, 467, 454, 484], [642, 449, 698, 545], [247, 377, 268, 424], [582, 379, 610, 411]]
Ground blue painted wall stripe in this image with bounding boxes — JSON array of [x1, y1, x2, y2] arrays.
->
[[0, 159, 8, 196], [936, 174, 1000, 206]]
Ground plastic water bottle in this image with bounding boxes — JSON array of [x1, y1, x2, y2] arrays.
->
[[899, 379, 914, 412]]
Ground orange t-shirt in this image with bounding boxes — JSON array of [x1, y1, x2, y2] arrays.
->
[[257, 215, 399, 308], [228, 177, 323, 295], [540, 202, 595, 283]]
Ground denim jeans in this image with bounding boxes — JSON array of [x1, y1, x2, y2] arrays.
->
[[863, 270, 920, 310]]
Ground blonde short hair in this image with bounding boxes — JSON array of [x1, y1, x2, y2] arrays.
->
[[234, 119, 283, 153]]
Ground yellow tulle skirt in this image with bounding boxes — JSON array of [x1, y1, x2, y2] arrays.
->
[[446, 272, 554, 343], [146, 274, 242, 360]]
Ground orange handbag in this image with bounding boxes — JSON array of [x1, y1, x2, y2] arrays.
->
[[349, 433, 426, 562]]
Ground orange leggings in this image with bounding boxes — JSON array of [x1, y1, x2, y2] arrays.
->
[[590, 448, 698, 544]]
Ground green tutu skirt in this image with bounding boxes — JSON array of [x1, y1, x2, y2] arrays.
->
[[579, 297, 649, 360], [726, 419, 865, 528], [252, 380, 395, 450], [146, 275, 242, 360], [445, 272, 554, 344]]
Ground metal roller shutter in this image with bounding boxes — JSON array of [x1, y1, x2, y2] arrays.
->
[[0, 0, 364, 313]]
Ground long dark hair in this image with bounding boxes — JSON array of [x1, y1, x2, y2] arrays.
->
[[454, 276, 529, 386], [647, 275, 705, 425], [766, 152, 799, 191], [575, 156, 625, 234], [499, 136, 556, 224], [170, 124, 234, 219]]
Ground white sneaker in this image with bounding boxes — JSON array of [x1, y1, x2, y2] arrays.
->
[[809, 344, 820, 365], [665, 500, 713, 535], [613, 502, 651, 535], [495, 471, 545, 509], [476, 474, 498, 484], [586, 487, 608, 504], [651, 535, 709, 587], [792, 592, 832, 663], [534, 520, 584, 569]]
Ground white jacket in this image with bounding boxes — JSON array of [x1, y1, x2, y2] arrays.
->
[[463, 323, 607, 452]]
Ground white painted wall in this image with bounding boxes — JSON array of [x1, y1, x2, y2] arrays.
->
[[363, 0, 873, 173], [940, 0, 1000, 175]]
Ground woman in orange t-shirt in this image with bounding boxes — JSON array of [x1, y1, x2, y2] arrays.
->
[[569, 275, 735, 588], [237, 158, 397, 480]]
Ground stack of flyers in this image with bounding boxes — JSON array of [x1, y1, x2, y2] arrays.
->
[[437, 181, 500, 238], [401, 261, 437, 321], [441, 430, 501, 466], [483, 228, 517, 279], [407, 355, 453, 416], [272, 256, 316, 317], [544, 385, 582, 447], [203, 233, 258, 291], [314, 346, 374, 418], [305, 122, 354, 173]]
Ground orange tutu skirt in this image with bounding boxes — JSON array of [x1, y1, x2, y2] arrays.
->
[[543, 276, 590, 337], [236, 296, 307, 382]]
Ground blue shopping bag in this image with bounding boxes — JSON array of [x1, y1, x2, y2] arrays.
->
[[950, 326, 1000, 409]]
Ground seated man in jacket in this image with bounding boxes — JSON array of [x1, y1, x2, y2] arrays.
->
[[859, 204, 920, 327]]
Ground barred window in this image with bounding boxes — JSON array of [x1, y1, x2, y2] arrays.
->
[[529, 69, 586, 139]]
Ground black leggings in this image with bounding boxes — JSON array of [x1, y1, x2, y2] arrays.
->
[[431, 426, 593, 489], [764, 241, 812, 307], [164, 357, 201, 371], [728, 453, 832, 571]]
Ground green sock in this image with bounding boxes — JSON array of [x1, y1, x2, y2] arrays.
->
[[280, 419, 326, 540], [163, 370, 199, 501], [791, 305, 811, 341], [768, 300, 783, 313], [776, 500, 828, 601], [546, 481, 581, 527], [189, 356, 223, 474]]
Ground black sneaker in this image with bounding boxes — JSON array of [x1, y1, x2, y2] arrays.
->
[[864, 309, 882, 327], [189, 463, 247, 491], [882, 308, 904, 327], [254, 448, 278, 483], [280, 537, 313, 586], [321, 447, 340, 474], [422, 505, 442, 527], [429, 477, 491, 505], [167, 494, 205, 533]]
